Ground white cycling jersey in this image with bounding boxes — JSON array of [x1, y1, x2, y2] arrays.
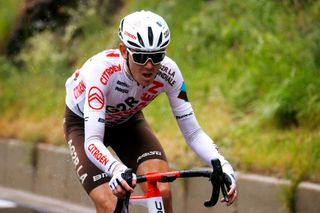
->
[[65, 49, 235, 181]]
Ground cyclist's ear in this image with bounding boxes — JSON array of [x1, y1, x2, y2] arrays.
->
[[119, 43, 128, 59]]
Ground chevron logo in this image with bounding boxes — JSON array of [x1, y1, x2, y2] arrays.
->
[[88, 86, 104, 110]]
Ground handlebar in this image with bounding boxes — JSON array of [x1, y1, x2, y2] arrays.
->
[[114, 158, 231, 213]]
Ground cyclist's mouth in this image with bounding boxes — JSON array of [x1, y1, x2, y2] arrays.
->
[[142, 73, 153, 78]]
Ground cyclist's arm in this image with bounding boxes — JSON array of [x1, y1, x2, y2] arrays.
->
[[80, 59, 125, 177], [164, 60, 236, 183], [171, 93, 238, 205], [176, 112, 235, 182]]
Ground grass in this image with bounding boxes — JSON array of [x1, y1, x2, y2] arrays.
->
[[0, 0, 21, 51], [0, 0, 319, 191]]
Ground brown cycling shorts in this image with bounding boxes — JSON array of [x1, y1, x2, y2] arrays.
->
[[63, 106, 167, 194]]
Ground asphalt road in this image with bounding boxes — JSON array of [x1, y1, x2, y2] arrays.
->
[[0, 186, 94, 213], [0, 199, 53, 213]]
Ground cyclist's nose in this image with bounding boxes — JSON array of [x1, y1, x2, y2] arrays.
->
[[144, 59, 155, 68]]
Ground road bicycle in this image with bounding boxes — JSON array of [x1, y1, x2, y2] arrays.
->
[[114, 158, 231, 213]]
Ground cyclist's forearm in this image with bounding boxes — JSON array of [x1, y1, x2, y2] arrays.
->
[[177, 114, 236, 179], [187, 131, 236, 181], [83, 110, 123, 176], [186, 128, 227, 166], [84, 137, 120, 176]]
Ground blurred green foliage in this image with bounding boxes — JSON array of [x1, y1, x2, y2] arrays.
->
[[0, 0, 21, 50]]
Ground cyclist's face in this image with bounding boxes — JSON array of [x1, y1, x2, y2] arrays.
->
[[120, 43, 161, 86]]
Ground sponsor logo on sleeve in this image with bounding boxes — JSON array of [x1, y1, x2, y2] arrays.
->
[[88, 86, 104, 110], [176, 112, 193, 120], [100, 64, 121, 85], [73, 80, 86, 99], [87, 144, 109, 166]]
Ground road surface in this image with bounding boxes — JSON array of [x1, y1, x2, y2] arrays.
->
[[0, 198, 52, 213], [0, 186, 94, 213]]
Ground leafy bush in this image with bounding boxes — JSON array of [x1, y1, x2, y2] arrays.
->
[[179, 0, 320, 129], [0, 0, 21, 50]]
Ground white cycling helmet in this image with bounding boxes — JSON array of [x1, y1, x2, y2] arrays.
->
[[118, 10, 170, 52]]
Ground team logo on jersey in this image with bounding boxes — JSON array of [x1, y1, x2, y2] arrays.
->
[[100, 64, 121, 85], [88, 86, 104, 110], [73, 80, 86, 99], [158, 65, 176, 86], [177, 82, 189, 102]]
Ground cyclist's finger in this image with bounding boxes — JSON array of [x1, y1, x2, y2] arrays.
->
[[227, 188, 238, 206], [120, 180, 134, 193], [221, 184, 237, 205], [112, 185, 127, 198], [110, 181, 133, 198], [131, 179, 137, 188], [227, 184, 236, 195], [228, 187, 237, 205], [120, 172, 137, 189]]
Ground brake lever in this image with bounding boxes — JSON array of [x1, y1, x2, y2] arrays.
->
[[122, 168, 133, 213], [221, 173, 231, 203], [203, 159, 221, 207], [204, 172, 220, 207], [214, 159, 231, 203], [204, 159, 231, 207], [114, 168, 133, 213]]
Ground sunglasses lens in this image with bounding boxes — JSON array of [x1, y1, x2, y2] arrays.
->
[[151, 52, 166, 63], [132, 53, 147, 64], [131, 52, 165, 65]]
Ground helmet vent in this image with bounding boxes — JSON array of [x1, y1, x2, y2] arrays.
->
[[160, 40, 169, 48], [137, 33, 145, 47], [157, 33, 163, 47], [120, 20, 124, 32], [119, 20, 124, 39], [127, 41, 141, 48], [148, 27, 154, 46]]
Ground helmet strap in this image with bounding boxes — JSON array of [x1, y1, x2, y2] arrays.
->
[[126, 52, 140, 86]]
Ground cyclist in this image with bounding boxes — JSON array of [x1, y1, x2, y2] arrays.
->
[[64, 10, 237, 213]]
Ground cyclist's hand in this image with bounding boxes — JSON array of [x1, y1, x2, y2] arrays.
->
[[221, 173, 237, 206], [108, 164, 137, 198]]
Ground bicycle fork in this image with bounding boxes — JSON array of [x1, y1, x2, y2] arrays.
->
[[129, 181, 165, 213]]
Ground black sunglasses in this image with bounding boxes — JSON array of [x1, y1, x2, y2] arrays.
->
[[127, 48, 166, 65]]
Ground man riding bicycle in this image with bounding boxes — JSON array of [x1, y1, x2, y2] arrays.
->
[[64, 10, 237, 213]]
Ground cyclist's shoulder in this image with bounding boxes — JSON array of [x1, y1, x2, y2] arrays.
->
[[85, 49, 123, 66], [161, 56, 179, 69], [80, 49, 123, 75]]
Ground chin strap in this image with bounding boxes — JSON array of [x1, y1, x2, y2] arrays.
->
[[125, 53, 140, 86], [126, 53, 133, 76]]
